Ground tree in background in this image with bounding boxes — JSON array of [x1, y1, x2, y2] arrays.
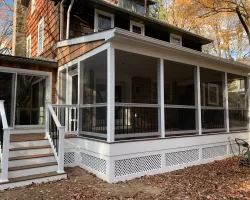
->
[[153, 0, 250, 61], [0, 0, 13, 49], [195, 0, 250, 44]]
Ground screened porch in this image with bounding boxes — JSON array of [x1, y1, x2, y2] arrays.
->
[[57, 48, 249, 142]]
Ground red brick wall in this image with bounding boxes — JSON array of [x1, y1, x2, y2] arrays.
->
[[26, 0, 60, 59]]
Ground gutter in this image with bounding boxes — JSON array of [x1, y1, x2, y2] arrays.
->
[[0, 54, 58, 68], [60, 0, 67, 40], [66, 0, 75, 39]]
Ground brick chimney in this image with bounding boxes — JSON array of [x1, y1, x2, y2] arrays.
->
[[12, 0, 28, 57]]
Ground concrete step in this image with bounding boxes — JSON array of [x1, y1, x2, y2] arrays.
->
[[0, 172, 67, 190]]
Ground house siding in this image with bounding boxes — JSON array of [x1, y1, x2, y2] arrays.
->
[[69, 4, 203, 51], [26, 0, 60, 59], [57, 40, 105, 66]]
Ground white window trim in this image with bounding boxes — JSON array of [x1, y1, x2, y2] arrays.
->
[[94, 9, 114, 32], [130, 20, 145, 36], [37, 17, 44, 55], [31, 0, 36, 15], [26, 35, 32, 58], [208, 83, 219, 106], [170, 33, 182, 46]]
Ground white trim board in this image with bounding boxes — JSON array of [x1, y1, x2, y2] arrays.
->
[[57, 29, 114, 48]]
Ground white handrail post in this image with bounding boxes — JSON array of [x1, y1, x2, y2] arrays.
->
[[45, 101, 50, 139], [1, 128, 10, 182], [57, 127, 65, 173]]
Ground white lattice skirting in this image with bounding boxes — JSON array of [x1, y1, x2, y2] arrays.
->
[[64, 132, 249, 183]]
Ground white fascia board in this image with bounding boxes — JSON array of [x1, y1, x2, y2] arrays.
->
[[57, 29, 115, 48], [112, 28, 250, 71]]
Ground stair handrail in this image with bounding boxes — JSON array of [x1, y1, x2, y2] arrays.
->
[[0, 100, 13, 182], [46, 103, 65, 173]]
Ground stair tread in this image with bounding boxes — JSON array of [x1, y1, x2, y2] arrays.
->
[[9, 162, 57, 171], [9, 153, 55, 161], [10, 133, 46, 142], [10, 145, 51, 151], [0, 172, 66, 184]]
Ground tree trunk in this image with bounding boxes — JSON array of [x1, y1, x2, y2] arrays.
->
[[236, 6, 250, 45]]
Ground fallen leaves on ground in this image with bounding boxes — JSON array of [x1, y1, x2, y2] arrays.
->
[[1, 157, 250, 199]]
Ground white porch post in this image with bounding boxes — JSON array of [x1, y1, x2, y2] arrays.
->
[[77, 61, 82, 135], [65, 67, 69, 132], [158, 58, 165, 138], [107, 46, 115, 142], [45, 101, 51, 138], [246, 75, 250, 131], [195, 66, 202, 135], [223, 72, 230, 132]]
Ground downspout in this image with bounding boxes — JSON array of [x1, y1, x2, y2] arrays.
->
[[60, 0, 67, 40], [66, 0, 75, 40]]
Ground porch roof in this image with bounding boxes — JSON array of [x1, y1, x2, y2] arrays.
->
[[57, 28, 250, 72], [0, 54, 58, 68]]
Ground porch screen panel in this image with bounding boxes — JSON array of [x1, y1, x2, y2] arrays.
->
[[80, 50, 107, 140], [200, 68, 225, 133], [164, 60, 196, 135], [58, 69, 67, 104], [15, 75, 45, 125], [228, 74, 248, 131], [114, 50, 159, 140]]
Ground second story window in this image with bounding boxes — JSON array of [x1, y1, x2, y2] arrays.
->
[[38, 18, 44, 55], [31, 0, 36, 14], [94, 9, 114, 32], [170, 34, 182, 46], [130, 21, 145, 35], [26, 35, 31, 58]]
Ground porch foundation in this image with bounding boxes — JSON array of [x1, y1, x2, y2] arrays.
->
[[64, 131, 249, 183]]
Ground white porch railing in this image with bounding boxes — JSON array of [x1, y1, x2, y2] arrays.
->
[[46, 104, 66, 173], [0, 100, 14, 182]]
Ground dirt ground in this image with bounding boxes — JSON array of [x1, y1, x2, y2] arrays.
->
[[1, 157, 250, 200]]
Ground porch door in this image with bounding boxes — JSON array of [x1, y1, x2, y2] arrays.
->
[[68, 71, 78, 131], [15, 75, 46, 125], [0, 72, 15, 127]]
